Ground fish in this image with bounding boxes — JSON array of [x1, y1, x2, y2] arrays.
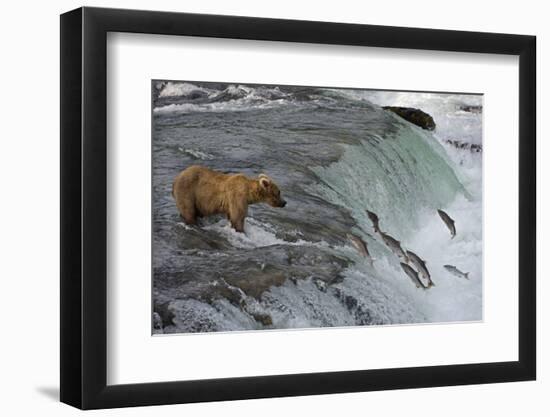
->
[[346, 233, 374, 266], [380, 231, 409, 262], [437, 209, 456, 238], [405, 250, 433, 287], [400, 263, 427, 289], [366, 209, 381, 233], [444, 264, 470, 279], [406, 250, 435, 287]]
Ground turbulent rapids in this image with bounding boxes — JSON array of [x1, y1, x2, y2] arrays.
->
[[152, 81, 483, 334]]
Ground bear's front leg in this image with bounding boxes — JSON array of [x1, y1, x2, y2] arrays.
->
[[230, 215, 245, 233], [231, 220, 245, 233], [181, 213, 197, 225], [229, 200, 247, 233], [176, 195, 197, 225]]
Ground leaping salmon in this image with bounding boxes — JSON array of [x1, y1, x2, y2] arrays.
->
[[380, 231, 409, 262], [444, 264, 469, 279], [406, 250, 435, 287], [400, 263, 427, 289], [437, 209, 456, 239], [346, 233, 374, 266]]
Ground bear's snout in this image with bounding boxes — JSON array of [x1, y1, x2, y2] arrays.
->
[[279, 199, 287, 208]]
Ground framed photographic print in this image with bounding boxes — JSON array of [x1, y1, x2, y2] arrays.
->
[[60, 6, 536, 410]]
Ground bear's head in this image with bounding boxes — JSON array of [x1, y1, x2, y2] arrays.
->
[[258, 174, 287, 208]]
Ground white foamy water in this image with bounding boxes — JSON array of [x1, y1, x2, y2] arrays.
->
[[376, 195, 482, 323], [154, 84, 294, 114], [349, 90, 483, 145], [203, 218, 287, 249], [153, 98, 291, 114], [178, 147, 215, 161], [158, 81, 215, 98], [203, 217, 331, 250]]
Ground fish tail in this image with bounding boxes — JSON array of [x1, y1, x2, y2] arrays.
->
[[465, 273, 470, 279]]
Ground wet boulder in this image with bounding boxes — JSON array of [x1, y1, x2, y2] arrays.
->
[[382, 106, 436, 131]]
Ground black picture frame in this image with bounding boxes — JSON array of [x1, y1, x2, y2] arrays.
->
[[60, 6, 536, 410]]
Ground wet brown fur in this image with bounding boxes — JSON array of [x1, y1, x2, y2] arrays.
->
[[173, 165, 286, 233]]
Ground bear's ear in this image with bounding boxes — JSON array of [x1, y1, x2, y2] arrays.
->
[[259, 175, 271, 189]]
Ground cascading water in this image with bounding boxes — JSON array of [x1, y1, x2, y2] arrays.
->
[[152, 81, 482, 334]]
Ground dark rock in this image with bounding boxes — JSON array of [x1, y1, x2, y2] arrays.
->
[[187, 90, 209, 100], [152, 312, 163, 330], [153, 301, 175, 328], [458, 105, 482, 114], [444, 139, 482, 153], [312, 277, 328, 292], [250, 312, 273, 326], [382, 106, 436, 131]]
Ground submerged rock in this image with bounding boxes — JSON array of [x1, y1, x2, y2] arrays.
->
[[154, 244, 351, 304], [382, 106, 436, 131], [223, 268, 288, 299]]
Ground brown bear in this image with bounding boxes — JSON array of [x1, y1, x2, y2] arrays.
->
[[172, 165, 286, 233]]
